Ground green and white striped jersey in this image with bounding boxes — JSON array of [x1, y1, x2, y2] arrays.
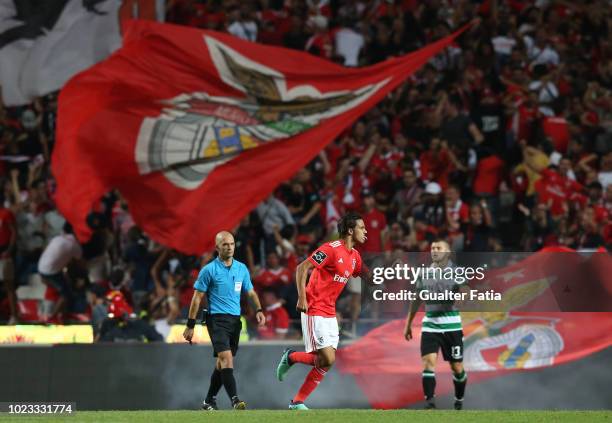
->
[[415, 261, 465, 333]]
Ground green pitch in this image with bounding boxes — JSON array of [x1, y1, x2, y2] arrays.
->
[[2, 410, 610, 423]]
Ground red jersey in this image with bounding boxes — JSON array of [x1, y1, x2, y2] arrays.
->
[[419, 149, 452, 189], [254, 267, 291, 289], [536, 169, 584, 217], [258, 302, 290, 339], [306, 240, 362, 317], [0, 208, 15, 247], [361, 208, 387, 253], [473, 155, 504, 195], [542, 117, 570, 154]]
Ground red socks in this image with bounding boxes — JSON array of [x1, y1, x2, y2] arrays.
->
[[289, 351, 316, 366], [293, 367, 327, 402], [289, 351, 328, 402]]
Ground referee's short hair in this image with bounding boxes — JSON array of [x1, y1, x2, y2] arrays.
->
[[338, 212, 363, 238]]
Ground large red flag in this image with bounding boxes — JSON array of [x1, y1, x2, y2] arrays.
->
[[53, 20, 470, 254], [337, 312, 612, 408], [336, 249, 612, 408]]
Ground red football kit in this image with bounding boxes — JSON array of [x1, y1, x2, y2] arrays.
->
[[306, 240, 362, 317]]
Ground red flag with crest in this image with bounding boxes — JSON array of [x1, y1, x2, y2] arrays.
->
[[53, 20, 470, 254], [336, 249, 612, 408]]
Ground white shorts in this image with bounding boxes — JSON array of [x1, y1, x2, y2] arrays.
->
[[301, 313, 339, 353]]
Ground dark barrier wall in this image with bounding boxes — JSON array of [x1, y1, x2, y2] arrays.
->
[[1, 344, 610, 410]]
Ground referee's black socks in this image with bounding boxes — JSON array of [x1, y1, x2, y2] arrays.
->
[[205, 369, 223, 403], [422, 370, 436, 400], [221, 368, 238, 399]]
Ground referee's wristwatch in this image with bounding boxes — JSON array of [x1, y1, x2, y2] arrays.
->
[[256, 308, 264, 314]]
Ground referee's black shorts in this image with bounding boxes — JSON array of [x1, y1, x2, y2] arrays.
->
[[208, 313, 241, 357]]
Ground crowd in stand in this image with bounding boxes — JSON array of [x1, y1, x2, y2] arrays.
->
[[0, 0, 611, 341]]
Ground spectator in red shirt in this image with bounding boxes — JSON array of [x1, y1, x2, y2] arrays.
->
[[473, 154, 504, 197], [257, 288, 290, 340], [586, 182, 609, 224], [305, 15, 334, 59], [536, 165, 585, 219], [0, 193, 17, 323], [254, 252, 292, 296], [359, 188, 388, 254], [413, 217, 438, 252], [347, 121, 368, 159], [370, 137, 404, 178], [419, 137, 460, 189], [100, 267, 133, 308]]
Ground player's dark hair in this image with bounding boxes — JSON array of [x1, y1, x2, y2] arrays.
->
[[338, 212, 362, 238]]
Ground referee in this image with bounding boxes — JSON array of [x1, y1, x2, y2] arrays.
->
[[183, 231, 265, 410]]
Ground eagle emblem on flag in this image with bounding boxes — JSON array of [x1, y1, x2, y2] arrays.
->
[[135, 36, 388, 189]]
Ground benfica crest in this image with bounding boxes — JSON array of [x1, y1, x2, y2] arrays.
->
[[463, 313, 564, 371], [135, 36, 389, 189]]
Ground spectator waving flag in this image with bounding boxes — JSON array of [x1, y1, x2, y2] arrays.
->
[[53, 20, 471, 255]]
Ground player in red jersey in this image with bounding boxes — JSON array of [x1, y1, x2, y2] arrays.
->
[[275, 212, 367, 410]]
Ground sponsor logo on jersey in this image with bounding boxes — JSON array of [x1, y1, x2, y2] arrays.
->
[[333, 274, 349, 283]]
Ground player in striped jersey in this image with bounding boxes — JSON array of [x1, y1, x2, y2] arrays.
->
[[403, 239, 467, 410]]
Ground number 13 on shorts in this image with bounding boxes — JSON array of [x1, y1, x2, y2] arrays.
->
[[451, 345, 462, 359]]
